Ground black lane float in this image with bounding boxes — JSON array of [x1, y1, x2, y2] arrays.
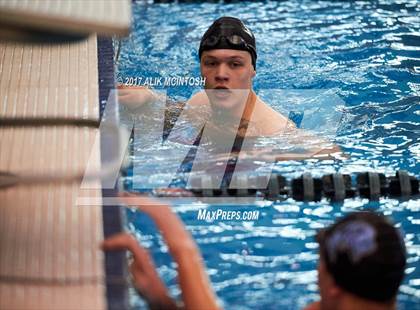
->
[[153, 170, 419, 202]]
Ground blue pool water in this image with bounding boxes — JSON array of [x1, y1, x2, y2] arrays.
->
[[117, 1, 419, 309]]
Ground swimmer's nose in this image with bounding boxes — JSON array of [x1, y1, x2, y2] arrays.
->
[[215, 64, 229, 83]]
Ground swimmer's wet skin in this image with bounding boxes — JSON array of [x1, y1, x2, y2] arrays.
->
[[117, 16, 344, 161], [116, 198, 408, 310], [115, 3, 420, 308], [102, 193, 221, 310], [102, 197, 409, 310]]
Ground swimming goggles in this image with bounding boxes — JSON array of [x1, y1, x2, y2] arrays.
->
[[200, 34, 256, 56]]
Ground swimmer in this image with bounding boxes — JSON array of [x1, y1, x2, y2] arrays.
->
[[305, 211, 406, 310], [189, 16, 292, 136], [118, 17, 291, 135], [118, 17, 343, 161], [103, 197, 406, 310], [102, 193, 220, 310]]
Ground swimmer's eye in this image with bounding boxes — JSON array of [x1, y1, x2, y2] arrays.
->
[[204, 60, 217, 67], [229, 61, 244, 68]]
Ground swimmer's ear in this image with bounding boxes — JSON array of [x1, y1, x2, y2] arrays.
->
[[330, 284, 343, 298], [251, 69, 256, 78]]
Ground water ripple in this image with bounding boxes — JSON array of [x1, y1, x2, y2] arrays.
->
[[121, 1, 420, 309]]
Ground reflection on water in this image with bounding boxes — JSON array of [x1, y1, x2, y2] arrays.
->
[[119, 1, 419, 309]]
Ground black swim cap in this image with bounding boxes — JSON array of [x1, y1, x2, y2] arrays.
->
[[317, 211, 406, 302], [199, 17, 257, 69]]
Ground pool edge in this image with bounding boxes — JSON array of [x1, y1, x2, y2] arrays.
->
[[97, 36, 130, 310]]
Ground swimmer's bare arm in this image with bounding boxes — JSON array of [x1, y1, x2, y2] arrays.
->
[[246, 119, 343, 161], [275, 128, 345, 160], [117, 84, 191, 134], [254, 99, 344, 159], [117, 84, 160, 110], [227, 126, 344, 162], [103, 193, 220, 310]]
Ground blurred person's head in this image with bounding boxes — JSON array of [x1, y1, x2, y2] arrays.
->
[[199, 17, 257, 114], [316, 211, 406, 310]]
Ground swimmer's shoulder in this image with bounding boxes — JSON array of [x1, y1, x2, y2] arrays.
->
[[185, 91, 211, 120], [255, 96, 297, 136], [186, 90, 209, 107]]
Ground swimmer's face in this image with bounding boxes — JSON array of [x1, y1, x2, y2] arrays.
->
[[200, 49, 256, 112]]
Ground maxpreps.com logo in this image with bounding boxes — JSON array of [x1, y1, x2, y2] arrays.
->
[[197, 209, 260, 221]]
